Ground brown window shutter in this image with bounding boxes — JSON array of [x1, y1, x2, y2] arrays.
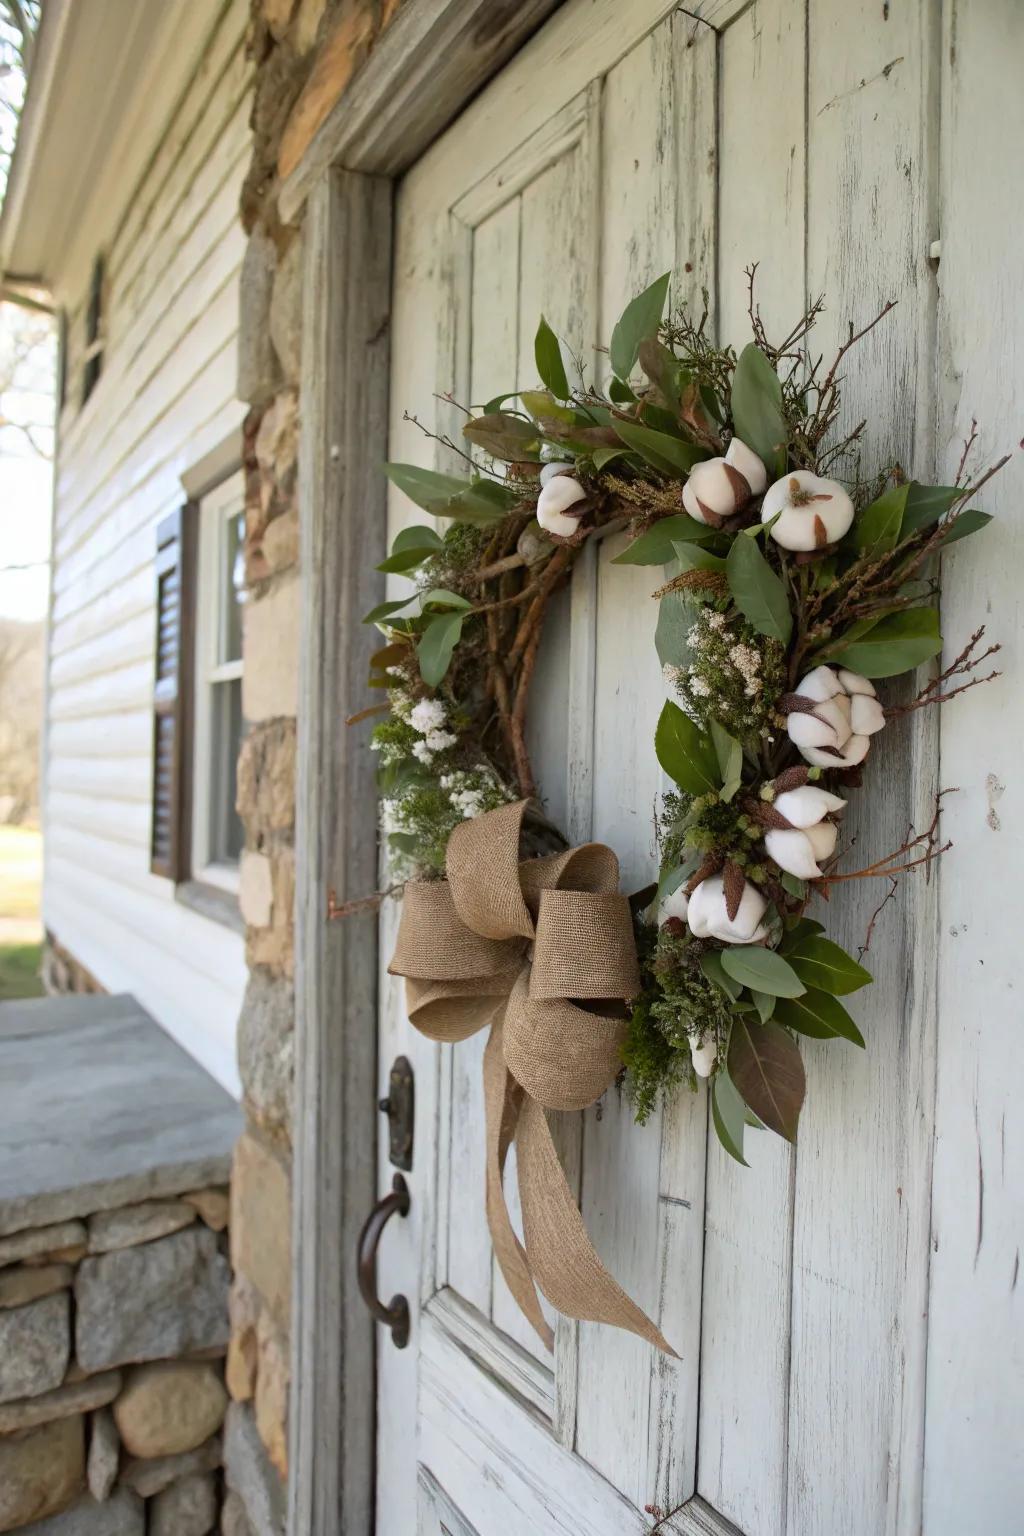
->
[[150, 503, 198, 879]]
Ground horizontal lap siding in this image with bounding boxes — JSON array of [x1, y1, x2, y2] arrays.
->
[[43, 0, 251, 1095]]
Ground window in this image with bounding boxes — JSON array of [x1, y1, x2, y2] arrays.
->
[[82, 255, 104, 405], [191, 470, 247, 891]]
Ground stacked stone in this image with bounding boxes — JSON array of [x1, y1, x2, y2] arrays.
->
[[0, 1190, 231, 1534]]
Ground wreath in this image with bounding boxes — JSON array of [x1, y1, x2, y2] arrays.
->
[[357, 270, 1005, 1349]]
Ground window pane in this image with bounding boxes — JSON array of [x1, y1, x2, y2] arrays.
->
[[223, 511, 246, 664], [209, 677, 245, 865]]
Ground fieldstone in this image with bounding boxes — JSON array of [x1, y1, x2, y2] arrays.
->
[[120, 1435, 221, 1499], [230, 1137, 290, 1331], [254, 386, 298, 521], [254, 1312, 288, 1478], [0, 1222, 86, 1267], [261, 510, 298, 576], [0, 1293, 71, 1403], [87, 1201, 196, 1254], [19, 1489, 143, 1536], [238, 229, 282, 407], [236, 973, 294, 1139], [226, 1275, 259, 1403], [236, 719, 296, 839], [86, 1409, 119, 1502], [0, 1370, 121, 1434], [0, 1263, 73, 1309], [220, 1491, 253, 1536], [223, 1405, 285, 1536], [149, 1473, 218, 1536], [242, 574, 300, 723], [239, 852, 274, 929], [114, 1361, 227, 1459], [0, 1416, 84, 1530], [269, 234, 302, 384], [75, 1228, 229, 1372], [183, 1189, 230, 1233]]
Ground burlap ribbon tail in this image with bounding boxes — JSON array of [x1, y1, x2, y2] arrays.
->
[[388, 799, 675, 1356]]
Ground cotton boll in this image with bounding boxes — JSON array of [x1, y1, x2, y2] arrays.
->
[[682, 458, 740, 523], [850, 693, 886, 735], [786, 697, 853, 752], [762, 470, 855, 551], [539, 460, 575, 487], [688, 1034, 718, 1079], [536, 475, 587, 537], [801, 733, 871, 770], [805, 819, 839, 862], [774, 785, 847, 828], [725, 436, 768, 495], [657, 886, 689, 926], [687, 874, 769, 945], [797, 665, 843, 703], [765, 827, 825, 879], [836, 668, 876, 697]]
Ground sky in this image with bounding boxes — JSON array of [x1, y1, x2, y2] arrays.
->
[[0, 301, 55, 623]]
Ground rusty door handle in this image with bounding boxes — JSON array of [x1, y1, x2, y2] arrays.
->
[[356, 1173, 411, 1348]]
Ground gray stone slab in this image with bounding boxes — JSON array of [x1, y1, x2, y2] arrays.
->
[[86, 1407, 120, 1502], [120, 1434, 221, 1498], [0, 1368, 121, 1433], [76, 1227, 229, 1372], [0, 1292, 71, 1403], [0, 994, 241, 1237], [149, 1472, 218, 1536], [20, 1488, 145, 1535], [223, 1405, 285, 1536]]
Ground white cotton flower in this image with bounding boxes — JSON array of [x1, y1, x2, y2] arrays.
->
[[786, 665, 884, 768], [657, 886, 689, 926], [536, 475, 587, 537], [539, 459, 575, 487], [765, 785, 846, 880], [773, 785, 847, 828], [682, 436, 766, 526], [687, 874, 769, 945], [424, 729, 457, 753], [688, 1033, 718, 1079], [761, 470, 855, 551], [411, 740, 434, 765], [410, 698, 446, 734]]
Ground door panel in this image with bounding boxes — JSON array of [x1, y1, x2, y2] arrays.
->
[[377, 1, 943, 1532]]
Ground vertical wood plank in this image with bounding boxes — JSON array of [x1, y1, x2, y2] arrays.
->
[[290, 166, 392, 1536], [925, 2, 1024, 1528], [788, 4, 941, 1532], [697, 7, 806, 1531]]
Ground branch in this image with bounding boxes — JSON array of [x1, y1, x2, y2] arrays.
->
[[885, 627, 1001, 719], [819, 789, 954, 894]]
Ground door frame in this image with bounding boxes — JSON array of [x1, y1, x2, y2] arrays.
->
[[288, 3, 748, 1532]]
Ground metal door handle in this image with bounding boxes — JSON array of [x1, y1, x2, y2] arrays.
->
[[356, 1173, 411, 1348]]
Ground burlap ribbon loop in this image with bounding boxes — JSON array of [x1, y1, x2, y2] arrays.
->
[[388, 799, 675, 1357]]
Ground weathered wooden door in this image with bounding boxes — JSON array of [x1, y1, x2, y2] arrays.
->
[[376, 1, 950, 1531]]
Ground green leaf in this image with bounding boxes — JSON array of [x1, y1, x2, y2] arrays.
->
[[773, 989, 866, 1047], [751, 989, 775, 1024], [655, 700, 720, 795], [534, 316, 570, 400], [655, 591, 695, 669], [721, 946, 806, 998], [613, 514, 716, 565], [727, 1017, 806, 1142], [519, 390, 576, 425], [592, 447, 626, 471], [940, 508, 993, 546], [614, 422, 707, 478], [609, 376, 638, 404], [383, 463, 515, 524], [780, 872, 807, 899], [701, 949, 742, 1002], [712, 1070, 749, 1166], [726, 533, 793, 644], [829, 606, 942, 677], [609, 272, 671, 381], [900, 482, 961, 536], [730, 344, 785, 473], [709, 721, 742, 788], [362, 595, 419, 625], [655, 860, 696, 908], [419, 588, 473, 612], [417, 612, 465, 687], [856, 482, 909, 555], [638, 337, 681, 406], [376, 524, 445, 573], [785, 935, 873, 996], [462, 412, 540, 462], [672, 541, 728, 574], [388, 832, 421, 854], [779, 917, 825, 947]]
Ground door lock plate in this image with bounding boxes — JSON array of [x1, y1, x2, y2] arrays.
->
[[379, 1054, 414, 1170]]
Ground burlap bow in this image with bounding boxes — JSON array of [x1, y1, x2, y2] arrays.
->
[[388, 799, 675, 1356]]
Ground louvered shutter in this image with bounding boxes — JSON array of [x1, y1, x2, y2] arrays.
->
[[150, 504, 197, 879]]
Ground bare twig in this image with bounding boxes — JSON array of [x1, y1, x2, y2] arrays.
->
[[885, 626, 1002, 719]]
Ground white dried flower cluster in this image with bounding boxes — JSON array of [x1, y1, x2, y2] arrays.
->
[[408, 698, 458, 765], [728, 642, 762, 698], [677, 608, 783, 736], [440, 768, 513, 822]]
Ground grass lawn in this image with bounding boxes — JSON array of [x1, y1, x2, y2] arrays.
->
[[0, 824, 45, 1000]]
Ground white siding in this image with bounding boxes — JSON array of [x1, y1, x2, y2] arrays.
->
[[43, 0, 252, 1094]]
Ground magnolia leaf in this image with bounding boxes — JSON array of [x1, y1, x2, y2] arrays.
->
[[829, 606, 942, 677], [773, 989, 866, 1047], [383, 463, 516, 524], [419, 588, 472, 612], [785, 934, 872, 995], [721, 946, 806, 998], [655, 700, 720, 795], [728, 1017, 806, 1142], [671, 541, 728, 576], [534, 316, 570, 401], [614, 421, 707, 478], [609, 272, 671, 381], [709, 720, 742, 787], [613, 514, 716, 565], [655, 860, 696, 907], [780, 916, 826, 946], [638, 336, 681, 407], [751, 989, 775, 1024], [592, 447, 626, 471], [712, 1069, 749, 1166], [701, 949, 742, 1002], [519, 390, 576, 425], [900, 482, 961, 536], [780, 872, 807, 899], [940, 508, 993, 546], [376, 524, 445, 573], [417, 611, 465, 687], [362, 595, 419, 625], [855, 482, 909, 555], [462, 412, 540, 462], [730, 344, 786, 473], [726, 534, 793, 644], [655, 592, 696, 669]]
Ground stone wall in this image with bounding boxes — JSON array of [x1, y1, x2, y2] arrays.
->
[[41, 933, 105, 998], [227, 3, 405, 1530]]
